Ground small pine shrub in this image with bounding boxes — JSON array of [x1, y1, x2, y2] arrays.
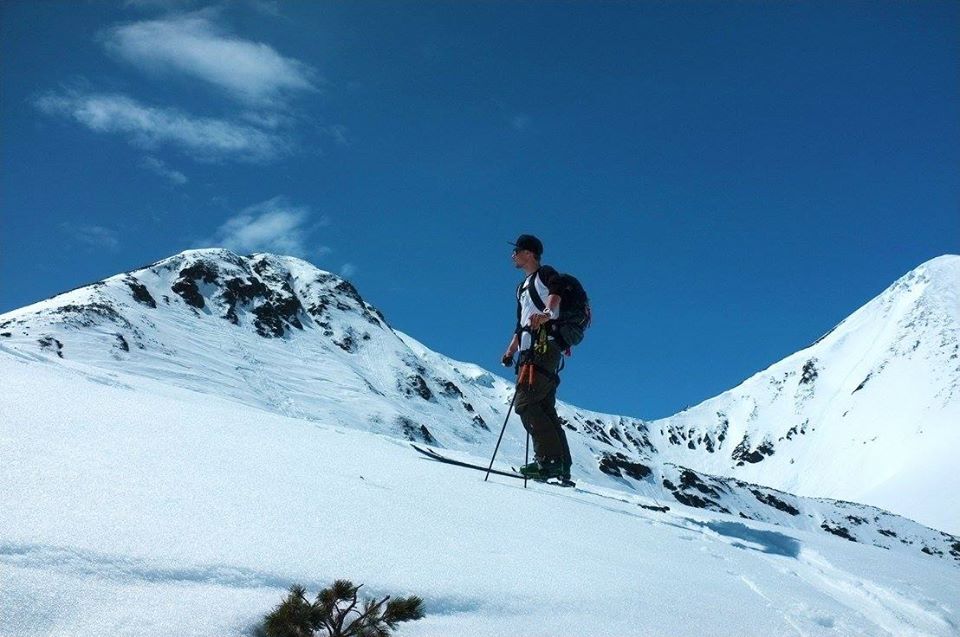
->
[[259, 580, 425, 637]]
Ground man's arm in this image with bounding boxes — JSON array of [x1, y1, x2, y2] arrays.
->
[[530, 293, 560, 330], [502, 333, 520, 366]]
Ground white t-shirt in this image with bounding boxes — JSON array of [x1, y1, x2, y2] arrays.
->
[[516, 267, 557, 352]]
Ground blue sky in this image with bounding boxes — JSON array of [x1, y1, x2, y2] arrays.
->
[[1, 0, 957, 419]]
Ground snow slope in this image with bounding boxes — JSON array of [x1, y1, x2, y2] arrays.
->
[[2, 353, 958, 636], [1, 250, 957, 546]]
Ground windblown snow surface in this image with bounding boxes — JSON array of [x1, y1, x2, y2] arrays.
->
[[1, 249, 958, 635]]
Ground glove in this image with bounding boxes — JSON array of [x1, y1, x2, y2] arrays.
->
[[501, 353, 514, 367]]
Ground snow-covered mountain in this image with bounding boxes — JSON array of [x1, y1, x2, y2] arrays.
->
[[642, 255, 960, 535], [3, 248, 960, 635], [1, 249, 957, 556]]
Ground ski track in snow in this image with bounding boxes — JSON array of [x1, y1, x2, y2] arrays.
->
[[648, 514, 958, 636], [791, 549, 958, 636]]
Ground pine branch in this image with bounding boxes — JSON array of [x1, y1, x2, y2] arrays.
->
[[382, 596, 425, 628], [262, 585, 315, 637], [259, 580, 424, 637], [331, 580, 358, 601], [313, 607, 333, 637], [333, 585, 364, 636], [340, 596, 390, 637]]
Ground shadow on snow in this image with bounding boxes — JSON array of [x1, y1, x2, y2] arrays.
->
[[690, 521, 802, 558]]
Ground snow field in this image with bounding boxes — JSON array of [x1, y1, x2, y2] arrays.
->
[[2, 354, 958, 636]]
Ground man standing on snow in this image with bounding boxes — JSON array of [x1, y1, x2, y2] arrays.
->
[[501, 234, 573, 482]]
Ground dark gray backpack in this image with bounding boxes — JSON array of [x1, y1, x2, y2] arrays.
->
[[526, 272, 592, 351]]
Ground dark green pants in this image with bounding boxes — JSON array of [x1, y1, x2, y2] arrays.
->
[[514, 342, 571, 465]]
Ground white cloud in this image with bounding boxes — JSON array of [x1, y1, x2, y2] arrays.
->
[[60, 223, 120, 250], [141, 156, 188, 184], [101, 13, 318, 106], [35, 90, 287, 162], [205, 196, 329, 258], [340, 263, 357, 278]]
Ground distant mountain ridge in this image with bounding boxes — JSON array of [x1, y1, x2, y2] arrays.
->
[[1, 249, 957, 558], [644, 255, 960, 534]]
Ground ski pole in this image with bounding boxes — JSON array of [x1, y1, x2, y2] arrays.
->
[[485, 388, 518, 482], [524, 431, 530, 489]]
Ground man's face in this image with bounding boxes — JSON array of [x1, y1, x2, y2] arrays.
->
[[512, 248, 534, 269]]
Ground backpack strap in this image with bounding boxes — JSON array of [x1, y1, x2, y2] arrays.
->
[[515, 271, 548, 339], [523, 271, 546, 311]]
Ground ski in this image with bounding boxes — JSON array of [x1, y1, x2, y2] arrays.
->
[[411, 443, 524, 479], [410, 444, 576, 486], [409, 446, 670, 508]]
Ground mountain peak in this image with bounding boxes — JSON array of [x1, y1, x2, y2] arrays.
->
[[886, 253, 959, 297], [0, 247, 386, 348], [920, 253, 960, 269], [648, 253, 960, 533], [905, 254, 960, 306]]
